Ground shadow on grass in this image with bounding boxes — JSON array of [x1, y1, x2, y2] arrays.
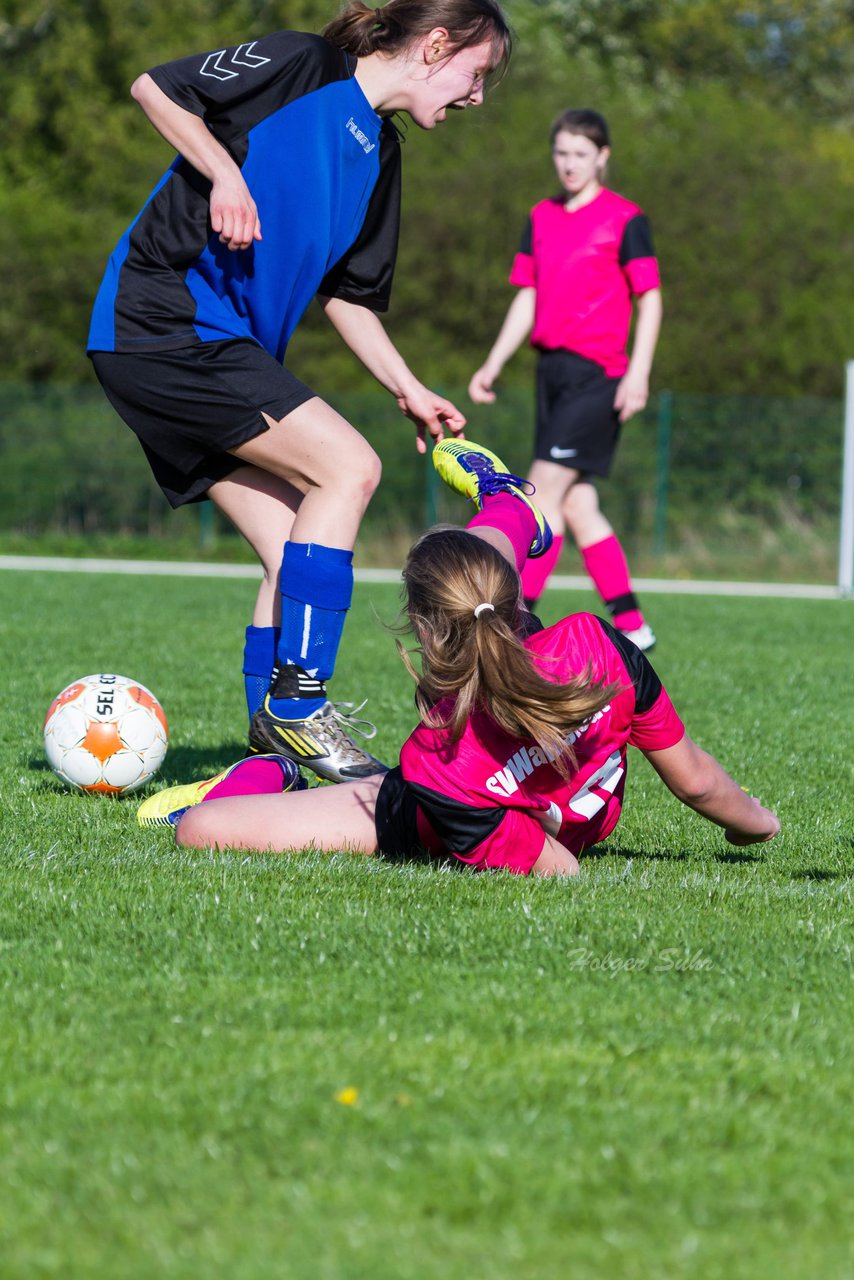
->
[[151, 742, 251, 784], [28, 743, 252, 797], [581, 845, 779, 867], [712, 849, 764, 864], [580, 844, 690, 863]]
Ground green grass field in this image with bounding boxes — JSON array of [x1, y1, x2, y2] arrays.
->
[[1, 568, 851, 1279]]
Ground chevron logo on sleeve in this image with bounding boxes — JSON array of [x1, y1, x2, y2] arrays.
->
[[200, 42, 271, 80]]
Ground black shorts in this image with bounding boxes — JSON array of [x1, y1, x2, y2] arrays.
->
[[374, 767, 426, 860], [90, 340, 315, 507], [534, 349, 622, 477]]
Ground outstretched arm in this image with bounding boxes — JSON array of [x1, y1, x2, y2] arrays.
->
[[644, 734, 779, 845], [130, 73, 261, 251], [320, 296, 466, 454], [468, 287, 536, 403]]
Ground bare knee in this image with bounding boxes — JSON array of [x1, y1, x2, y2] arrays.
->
[[349, 440, 382, 502], [563, 482, 610, 542], [175, 806, 214, 850], [308, 435, 381, 512], [563, 480, 597, 520]]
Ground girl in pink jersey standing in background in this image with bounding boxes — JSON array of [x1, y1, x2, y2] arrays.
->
[[140, 441, 778, 876], [469, 108, 663, 650]]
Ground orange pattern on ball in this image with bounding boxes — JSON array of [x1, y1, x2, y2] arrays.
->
[[82, 721, 123, 762], [86, 779, 125, 795]]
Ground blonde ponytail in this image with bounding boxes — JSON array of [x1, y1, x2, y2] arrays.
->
[[399, 529, 623, 776]]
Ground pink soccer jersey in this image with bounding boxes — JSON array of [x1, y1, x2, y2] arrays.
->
[[509, 189, 660, 376], [399, 613, 684, 875]]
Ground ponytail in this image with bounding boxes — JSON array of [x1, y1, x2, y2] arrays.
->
[[323, 1, 511, 79], [322, 2, 407, 58], [399, 529, 623, 776]]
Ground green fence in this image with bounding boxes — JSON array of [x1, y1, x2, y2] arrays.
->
[[0, 381, 843, 582]]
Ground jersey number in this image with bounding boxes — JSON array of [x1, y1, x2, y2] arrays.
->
[[568, 751, 625, 819]]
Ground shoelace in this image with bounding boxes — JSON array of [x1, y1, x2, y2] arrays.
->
[[313, 700, 380, 763], [467, 456, 536, 498]]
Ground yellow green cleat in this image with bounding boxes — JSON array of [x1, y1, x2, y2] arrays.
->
[[432, 439, 553, 558], [137, 754, 304, 828]]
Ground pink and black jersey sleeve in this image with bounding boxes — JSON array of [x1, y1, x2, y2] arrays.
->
[[509, 217, 536, 289], [596, 618, 684, 750], [619, 213, 660, 296]]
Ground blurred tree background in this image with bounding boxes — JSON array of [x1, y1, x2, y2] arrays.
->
[[0, 0, 851, 579], [1, 0, 851, 394]]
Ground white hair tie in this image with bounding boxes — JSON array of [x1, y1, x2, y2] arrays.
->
[[473, 603, 495, 618]]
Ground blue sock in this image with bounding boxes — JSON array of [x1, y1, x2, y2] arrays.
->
[[243, 625, 279, 723], [268, 542, 354, 718]]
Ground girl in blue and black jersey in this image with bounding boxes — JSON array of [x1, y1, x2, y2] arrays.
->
[[88, 0, 511, 783]]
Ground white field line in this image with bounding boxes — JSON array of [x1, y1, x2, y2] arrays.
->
[[0, 554, 842, 599]]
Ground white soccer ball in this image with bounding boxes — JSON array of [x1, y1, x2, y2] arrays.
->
[[43, 674, 169, 795]]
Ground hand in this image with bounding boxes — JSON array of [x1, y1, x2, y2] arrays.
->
[[468, 365, 499, 404], [210, 174, 263, 251], [613, 369, 649, 423], [396, 384, 466, 455]]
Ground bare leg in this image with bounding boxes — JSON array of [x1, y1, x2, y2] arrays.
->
[[562, 478, 613, 549], [231, 397, 382, 550], [526, 458, 580, 536], [208, 396, 383, 627], [564, 480, 646, 633], [208, 465, 302, 627], [176, 776, 385, 855], [217, 397, 384, 756]]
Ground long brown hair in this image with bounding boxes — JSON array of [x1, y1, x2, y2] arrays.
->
[[322, 1, 512, 83], [398, 529, 623, 775]]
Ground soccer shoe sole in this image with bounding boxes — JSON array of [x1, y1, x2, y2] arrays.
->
[[432, 438, 514, 506]]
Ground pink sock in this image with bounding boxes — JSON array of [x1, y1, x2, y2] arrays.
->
[[520, 535, 563, 606], [204, 757, 293, 801], [581, 535, 644, 631], [467, 493, 537, 572]]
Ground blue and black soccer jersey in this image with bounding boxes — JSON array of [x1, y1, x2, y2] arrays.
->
[[88, 31, 401, 361]]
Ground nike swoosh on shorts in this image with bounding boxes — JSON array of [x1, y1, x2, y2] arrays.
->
[[549, 446, 578, 459]]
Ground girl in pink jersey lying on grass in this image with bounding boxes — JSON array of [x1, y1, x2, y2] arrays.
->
[[469, 108, 663, 652], [140, 441, 779, 876]]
